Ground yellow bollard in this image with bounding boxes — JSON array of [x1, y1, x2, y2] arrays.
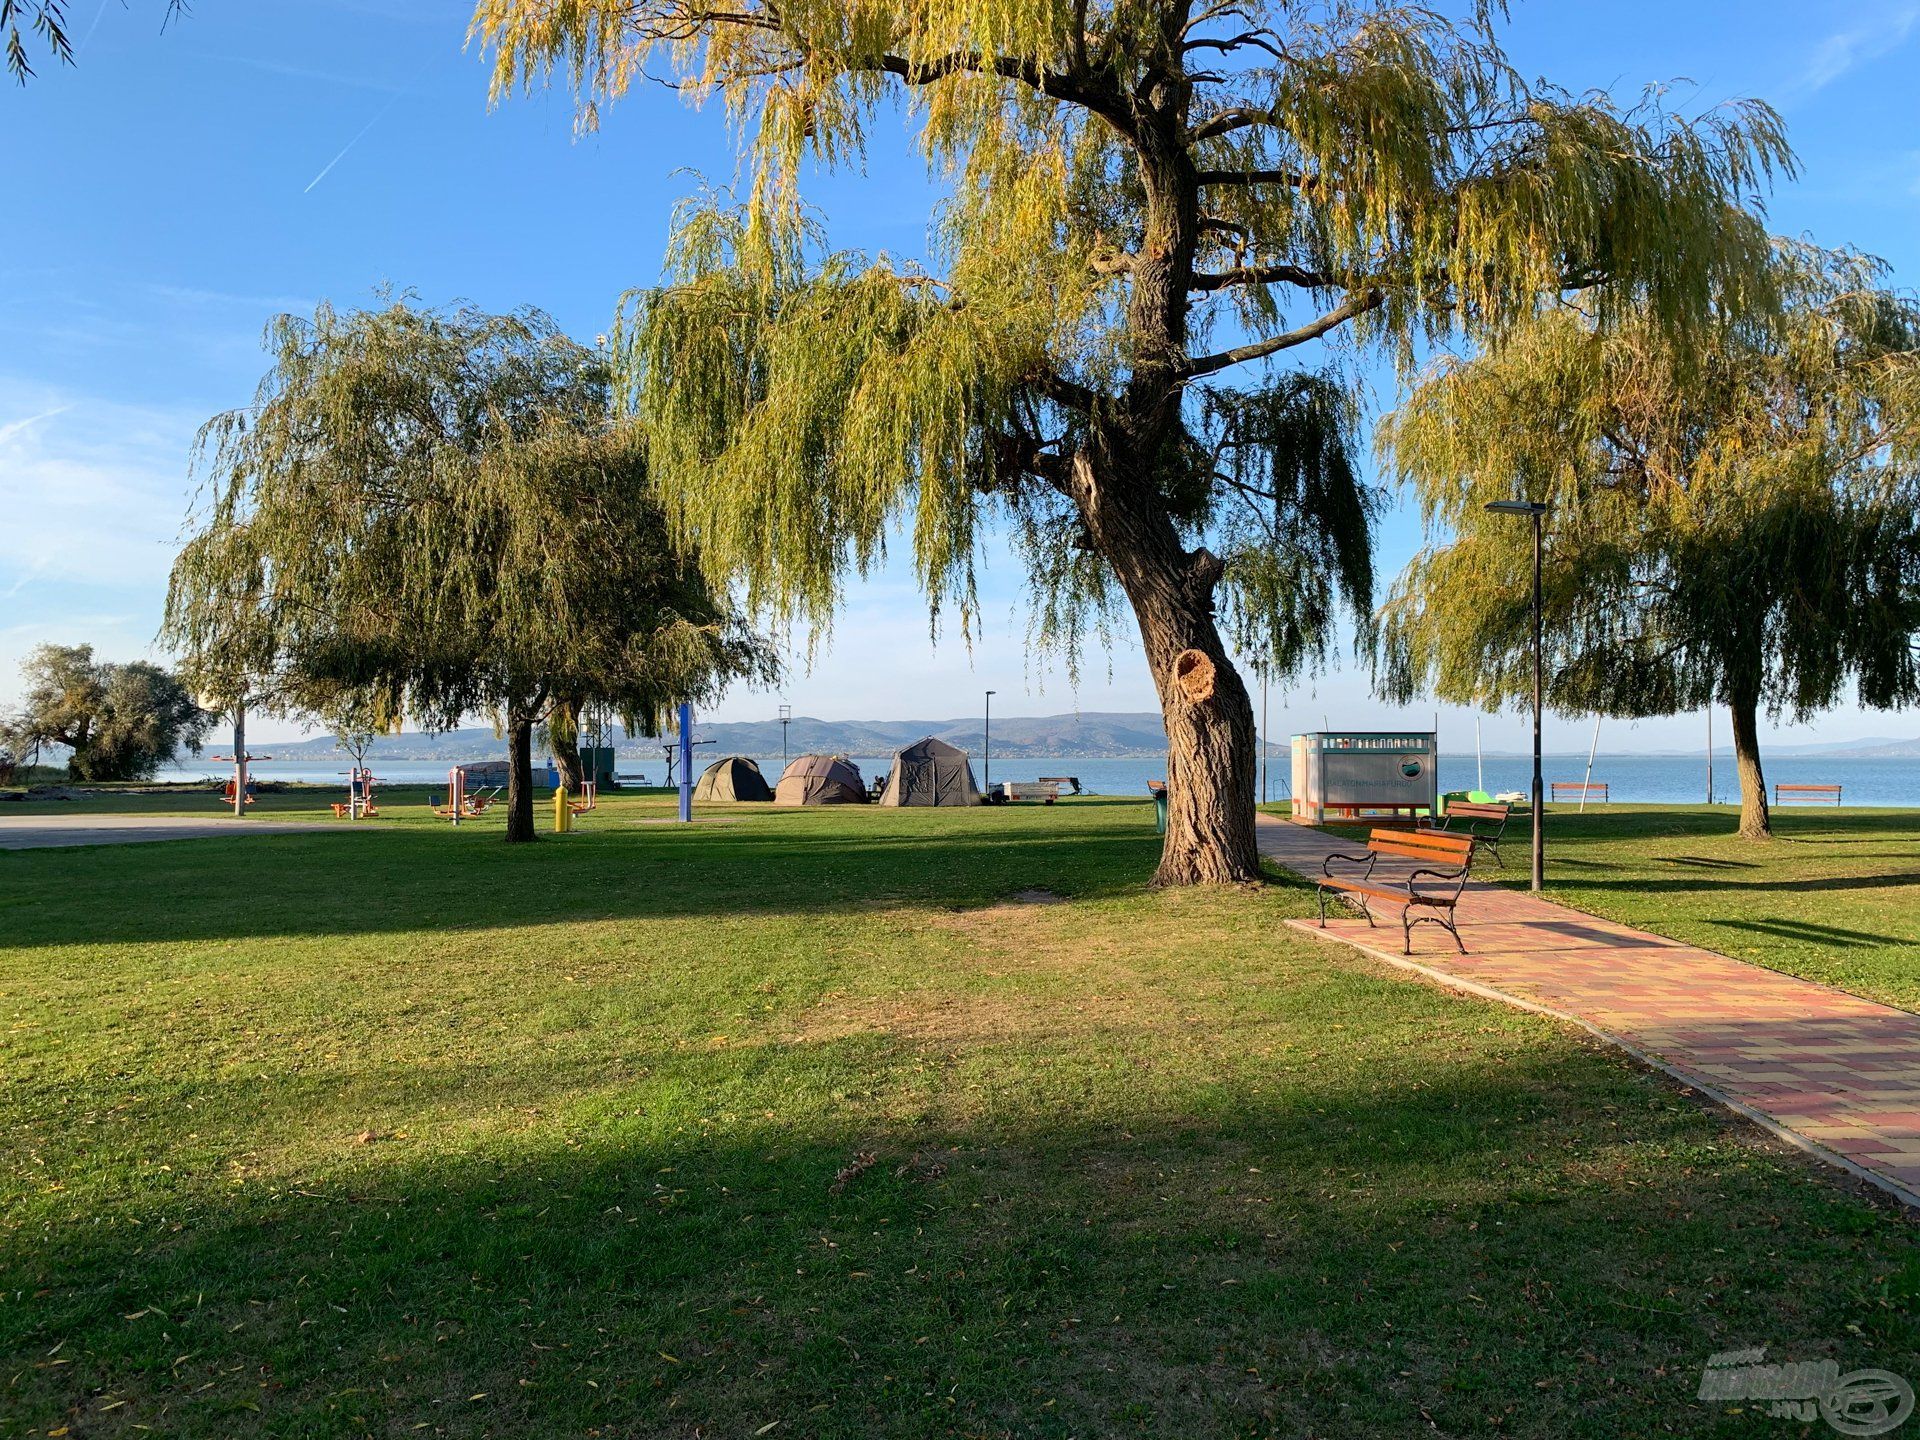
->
[[554, 786, 572, 834]]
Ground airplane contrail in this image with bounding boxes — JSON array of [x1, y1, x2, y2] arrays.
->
[[303, 97, 399, 195]]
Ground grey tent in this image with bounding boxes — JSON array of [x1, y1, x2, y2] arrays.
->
[[877, 736, 981, 807], [773, 754, 868, 805], [693, 755, 773, 802]]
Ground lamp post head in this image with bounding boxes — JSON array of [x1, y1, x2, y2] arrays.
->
[[1485, 499, 1548, 516]]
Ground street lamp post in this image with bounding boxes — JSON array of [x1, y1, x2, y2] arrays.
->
[[984, 690, 996, 800], [1487, 498, 1548, 892], [778, 703, 791, 772]]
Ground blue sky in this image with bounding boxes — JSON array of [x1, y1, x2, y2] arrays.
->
[[4, 0, 1918, 751]]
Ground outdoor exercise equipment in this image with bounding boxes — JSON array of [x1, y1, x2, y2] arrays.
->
[[211, 751, 272, 811], [433, 764, 506, 823], [332, 766, 381, 819]]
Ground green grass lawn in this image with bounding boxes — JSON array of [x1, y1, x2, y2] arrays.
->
[[1498, 804, 1920, 1012], [3, 794, 1915, 1437]]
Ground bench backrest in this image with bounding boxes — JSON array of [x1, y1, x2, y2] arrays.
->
[[1777, 784, 1841, 793], [1368, 827, 1473, 868], [1551, 781, 1607, 794], [1444, 801, 1510, 821]]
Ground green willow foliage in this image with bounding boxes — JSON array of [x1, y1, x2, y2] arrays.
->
[[1378, 242, 1920, 831], [474, 1, 1790, 676], [165, 299, 776, 762]]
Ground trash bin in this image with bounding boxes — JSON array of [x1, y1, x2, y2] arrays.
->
[[1149, 783, 1168, 834]]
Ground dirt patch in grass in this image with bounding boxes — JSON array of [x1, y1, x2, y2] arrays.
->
[[787, 989, 1056, 1046]]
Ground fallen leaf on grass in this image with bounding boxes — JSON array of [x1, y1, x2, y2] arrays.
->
[[830, 1151, 879, 1195]]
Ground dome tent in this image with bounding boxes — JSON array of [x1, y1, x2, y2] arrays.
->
[[877, 736, 981, 807], [773, 754, 868, 805], [693, 755, 773, 802]]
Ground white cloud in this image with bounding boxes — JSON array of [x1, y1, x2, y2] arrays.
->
[[0, 381, 200, 699], [1787, 3, 1920, 98]]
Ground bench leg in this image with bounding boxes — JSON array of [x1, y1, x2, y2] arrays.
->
[[1404, 910, 1469, 957]]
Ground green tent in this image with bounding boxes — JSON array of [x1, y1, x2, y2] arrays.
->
[[693, 755, 773, 802]]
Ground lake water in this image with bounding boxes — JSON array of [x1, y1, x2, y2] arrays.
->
[[158, 751, 1920, 806]]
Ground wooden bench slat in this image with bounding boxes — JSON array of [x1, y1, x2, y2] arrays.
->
[[1320, 877, 1457, 908]]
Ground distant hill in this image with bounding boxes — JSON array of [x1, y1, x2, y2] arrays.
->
[[264, 711, 1289, 761]]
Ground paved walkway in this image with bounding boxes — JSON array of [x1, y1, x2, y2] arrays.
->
[[0, 814, 336, 850], [1257, 814, 1920, 1209]]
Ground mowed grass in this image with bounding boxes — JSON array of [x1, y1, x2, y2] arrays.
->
[[1506, 805, 1920, 1012], [2, 793, 1916, 1438]]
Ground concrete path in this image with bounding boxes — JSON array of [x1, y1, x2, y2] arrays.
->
[[0, 814, 336, 850], [1257, 813, 1920, 1210]]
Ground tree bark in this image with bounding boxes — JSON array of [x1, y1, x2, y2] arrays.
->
[[1729, 692, 1772, 841], [1075, 451, 1260, 885], [505, 712, 537, 844], [232, 707, 247, 820], [549, 698, 584, 794]]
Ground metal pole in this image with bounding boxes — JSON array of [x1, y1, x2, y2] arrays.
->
[[779, 703, 791, 772], [1475, 715, 1484, 795], [677, 703, 693, 823], [984, 690, 995, 797], [1580, 712, 1600, 813], [1260, 666, 1269, 805], [1531, 508, 1545, 893], [1706, 706, 1714, 805]]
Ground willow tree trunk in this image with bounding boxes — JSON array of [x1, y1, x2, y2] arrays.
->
[[231, 707, 247, 820], [1729, 693, 1772, 841], [1077, 453, 1261, 886], [505, 713, 537, 844], [550, 701, 584, 794]]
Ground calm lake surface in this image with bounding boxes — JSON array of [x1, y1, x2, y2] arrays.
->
[[159, 751, 1920, 805]]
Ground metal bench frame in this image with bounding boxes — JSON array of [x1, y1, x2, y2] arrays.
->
[[1316, 829, 1472, 955], [1423, 800, 1511, 869]]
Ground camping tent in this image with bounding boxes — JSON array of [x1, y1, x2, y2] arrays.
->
[[773, 754, 868, 805], [877, 736, 981, 807], [693, 755, 773, 803]]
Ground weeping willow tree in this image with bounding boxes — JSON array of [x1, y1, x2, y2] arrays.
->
[[165, 299, 778, 843], [475, 0, 1787, 882], [4, 1, 184, 83], [1379, 243, 1920, 839]]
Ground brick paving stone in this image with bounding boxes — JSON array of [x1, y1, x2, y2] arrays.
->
[[1258, 812, 1920, 1209]]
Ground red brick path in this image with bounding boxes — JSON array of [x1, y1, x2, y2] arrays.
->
[[1257, 814, 1920, 1209]]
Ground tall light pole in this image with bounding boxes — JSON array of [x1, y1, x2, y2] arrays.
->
[[778, 703, 791, 772], [1259, 665, 1269, 806], [1487, 498, 1548, 892], [984, 689, 995, 799]]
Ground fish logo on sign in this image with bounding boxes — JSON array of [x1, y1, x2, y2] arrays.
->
[[1698, 1348, 1914, 1435]]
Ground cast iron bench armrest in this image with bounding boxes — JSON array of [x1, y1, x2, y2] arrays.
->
[[1322, 850, 1378, 880]]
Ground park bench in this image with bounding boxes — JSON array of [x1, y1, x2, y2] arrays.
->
[[1037, 775, 1082, 795], [998, 781, 1061, 804], [1316, 827, 1475, 955], [1775, 783, 1842, 805], [1550, 781, 1608, 804], [1422, 798, 1511, 868]]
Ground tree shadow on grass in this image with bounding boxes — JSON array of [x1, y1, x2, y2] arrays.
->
[[1560, 871, 1920, 897], [0, 804, 1167, 951], [3, 1044, 1913, 1440], [1712, 917, 1910, 948]]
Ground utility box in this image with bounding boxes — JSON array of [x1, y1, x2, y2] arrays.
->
[[582, 745, 617, 789], [1290, 731, 1439, 824]]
